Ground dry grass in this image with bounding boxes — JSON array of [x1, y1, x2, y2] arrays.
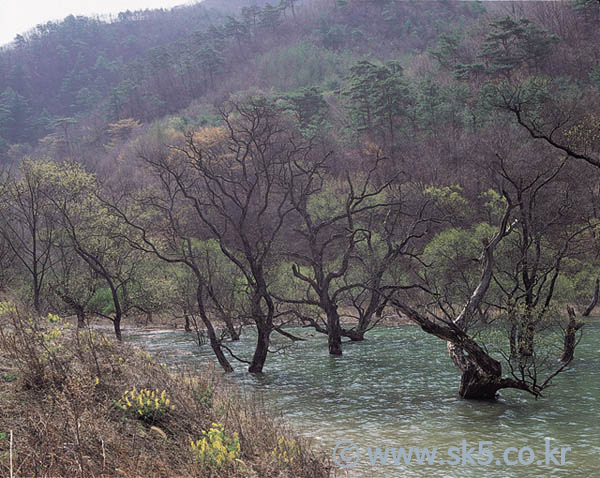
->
[[0, 302, 332, 478]]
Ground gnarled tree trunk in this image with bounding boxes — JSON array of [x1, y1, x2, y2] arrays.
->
[[560, 308, 583, 363], [448, 342, 503, 399], [196, 285, 233, 373], [392, 203, 529, 400], [325, 303, 343, 355], [560, 279, 598, 362], [249, 324, 271, 373]]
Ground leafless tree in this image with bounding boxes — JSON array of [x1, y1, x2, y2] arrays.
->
[[111, 96, 321, 372], [276, 147, 405, 355]]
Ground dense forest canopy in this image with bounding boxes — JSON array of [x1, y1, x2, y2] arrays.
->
[[1, 0, 600, 401]]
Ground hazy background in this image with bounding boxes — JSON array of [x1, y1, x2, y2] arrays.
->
[[0, 0, 195, 46]]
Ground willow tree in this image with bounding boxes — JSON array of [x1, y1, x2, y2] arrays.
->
[[276, 149, 399, 355], [167, 97, 320, 372], [392, 141, 597, 399], [277, 149, 431, 353], [0, 159, 57, 313], [112, 97, 322, 373], [392, 199, 520, 399], [43, 162, 140, 340]]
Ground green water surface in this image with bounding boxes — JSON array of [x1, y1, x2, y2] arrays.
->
[[127, 322, 600, 478]]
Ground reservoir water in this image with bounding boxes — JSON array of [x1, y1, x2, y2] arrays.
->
[[127, 321, 600, 477]]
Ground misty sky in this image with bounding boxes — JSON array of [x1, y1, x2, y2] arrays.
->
[[0, 0, 196, 47]]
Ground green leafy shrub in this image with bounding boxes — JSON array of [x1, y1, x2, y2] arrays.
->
[[117, 388, 174, 423], [271, 436, 300, 465], [195, 383, 214, 409], [190, 423, 240, 469]]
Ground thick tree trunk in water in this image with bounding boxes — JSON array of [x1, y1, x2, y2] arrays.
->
[[458, 368, 502, 400], [448, 342, 503, 399], [560, 307, 583, 363], [328, 326, 342, 355], [327, 306, 343, 356], [343, 328, 365, 342], [196, 286, 233, 373], [249, 325, 270, 373], [224, 318, 240, 341], [449, 340, 538, 399]]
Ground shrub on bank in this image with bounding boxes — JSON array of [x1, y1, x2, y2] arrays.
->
[[190, 423, 241, 470], [117, 388, 175, 424]]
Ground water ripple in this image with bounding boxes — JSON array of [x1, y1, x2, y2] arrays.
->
[[127, 324, 600, 478]]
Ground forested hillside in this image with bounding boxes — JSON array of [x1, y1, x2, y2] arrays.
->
[[0, 0, 490, 157], [2, 0, 600, 398]]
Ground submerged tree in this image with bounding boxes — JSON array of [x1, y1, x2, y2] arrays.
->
[[111, 97, 322, 373], [560, 277, 599, 363], [392, 154, 597, 399], [278, 151, 431, 353], [392, 198, 520, 399], [276, 144, 401, 354]]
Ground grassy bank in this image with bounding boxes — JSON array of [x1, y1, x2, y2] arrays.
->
[[0, 301, 331, 477]]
